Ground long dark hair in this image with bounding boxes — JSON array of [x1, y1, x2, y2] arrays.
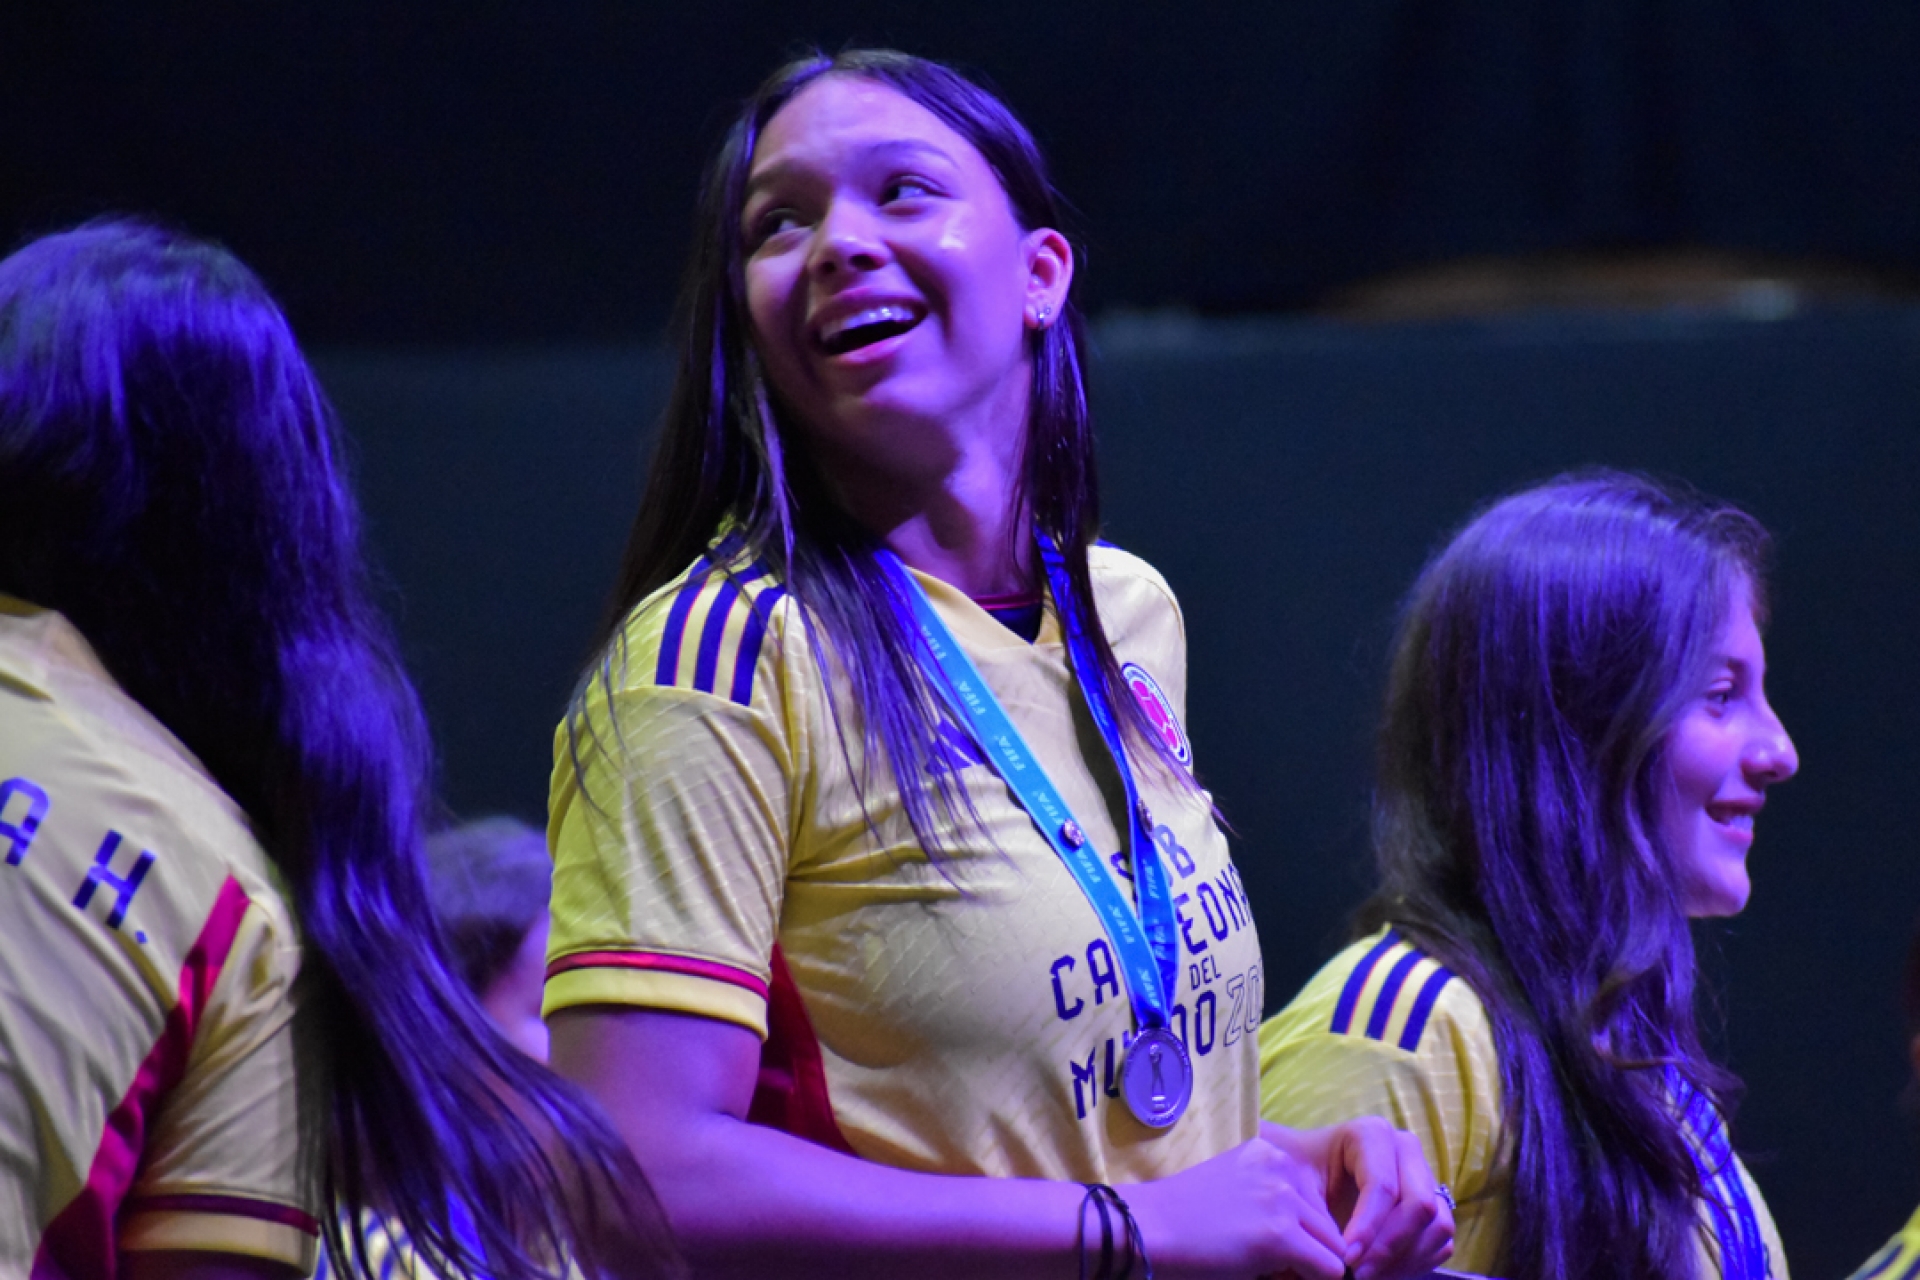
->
[[0, 219, 681, 1280], [1360, 471, 1770, 1280], [577, 48, 1190, 858]]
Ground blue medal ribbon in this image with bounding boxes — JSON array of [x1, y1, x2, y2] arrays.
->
[[880, 535, 1181, 1041], [1672, 1071, 1770, 1279], [1033, 531, 1183, 1014]]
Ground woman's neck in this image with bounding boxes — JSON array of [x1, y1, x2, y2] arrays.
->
[[817, 430, 1033, 598], [884, 500, 1033, 598]]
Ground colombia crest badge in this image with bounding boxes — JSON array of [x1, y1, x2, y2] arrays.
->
[[1120, 662, 1191, 768]]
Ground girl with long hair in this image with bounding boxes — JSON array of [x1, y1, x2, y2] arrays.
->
[[0, 219, 681, 1280], [1259, 471, 1800, 1279], [545, 48, 1452, 1280]]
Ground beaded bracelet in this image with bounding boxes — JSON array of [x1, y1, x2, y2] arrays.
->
[[1078, 1183, 1152, 1280]]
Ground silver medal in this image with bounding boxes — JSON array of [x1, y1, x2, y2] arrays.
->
[[1119, 1026, 1192, 1128]]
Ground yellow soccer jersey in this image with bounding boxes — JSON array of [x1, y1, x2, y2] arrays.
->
[[0, 599, 317, 1276], [548, 542, 1263, 1182], [1851, 1203, 1920, 1279], [1259, 928, 1788, 1278]]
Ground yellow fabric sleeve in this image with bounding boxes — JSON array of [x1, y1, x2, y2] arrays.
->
[[120, 1208, 317, 1270], [544, 964, 768, 1038], [546, 576, 798, 1038]]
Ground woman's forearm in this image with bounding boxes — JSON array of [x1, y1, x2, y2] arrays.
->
[[550, 1006, 1087, 1278], [642, 1108, 1085, 1278], [549, 1006, 1442, 1280]]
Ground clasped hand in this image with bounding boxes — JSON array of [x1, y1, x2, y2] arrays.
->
[[1123, 1118, 1454, 1279]]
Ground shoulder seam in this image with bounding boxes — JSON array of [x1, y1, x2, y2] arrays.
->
[[1088, 542, 1185, 639]]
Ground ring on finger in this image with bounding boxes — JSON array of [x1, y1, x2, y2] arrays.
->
[[1436, 1183, 1455, 1213]]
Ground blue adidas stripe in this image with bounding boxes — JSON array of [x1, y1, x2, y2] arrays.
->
[[1329, 929, 1456, 1050], [1862, 1246, 1920, 1280], [730, 585, 787, 707], [1858, 1244, 1899, 1280], [654, 556, 712, 686], [1366, 950, 1423, 1041], [1397, 963, 1455, 1051], [693, 577, 742, 695], [1330, 931, 1401, 1035], [654, 556, 784, 707]]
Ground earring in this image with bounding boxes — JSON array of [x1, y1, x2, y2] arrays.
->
[[1033, 305, 1053, 327]]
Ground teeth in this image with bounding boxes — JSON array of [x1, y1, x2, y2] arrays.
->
[[820, 304, 914, 342], [1713, 811, 1754, 831]]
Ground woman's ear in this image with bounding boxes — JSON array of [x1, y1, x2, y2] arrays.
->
[[1023, 227, 1074, 328]]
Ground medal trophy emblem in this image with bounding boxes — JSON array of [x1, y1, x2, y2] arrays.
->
[[1118, 1026, 1192, 1128]]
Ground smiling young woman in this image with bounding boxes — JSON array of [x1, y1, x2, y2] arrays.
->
[[544, 49, 1453, 1280], [1659, 578, 1791, 920], [739, 75, 1063, 534], [1258, 471, 1800, 1280]]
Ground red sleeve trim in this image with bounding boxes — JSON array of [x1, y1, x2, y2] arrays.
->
[[747, 944, 856, 1155], [546, 949, 771, 999], [33, 875, 253, 1280], [123, 1192, 320, 1235]]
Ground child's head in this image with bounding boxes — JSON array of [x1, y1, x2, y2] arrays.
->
[[425, 816, 552, 1061], [1377, 470, 1789, 935]]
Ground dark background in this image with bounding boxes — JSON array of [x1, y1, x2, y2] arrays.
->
[[9, 5, 1920, 1274], [7, 3, 1919, 342]]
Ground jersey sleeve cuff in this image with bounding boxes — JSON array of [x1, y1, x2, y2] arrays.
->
[[544, 950, 770, 1039], [120, 1195, 319, 1270]]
